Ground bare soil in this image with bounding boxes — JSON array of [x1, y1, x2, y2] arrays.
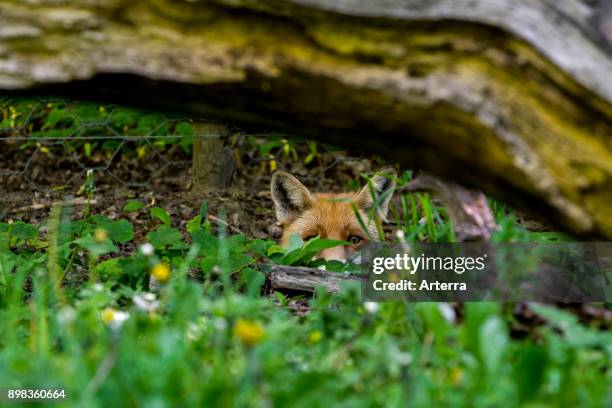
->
[[0, 139, 376, 241]]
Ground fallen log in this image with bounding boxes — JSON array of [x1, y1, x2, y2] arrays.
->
[[1, 0, 612, 238], [268, 265, 360, 293]]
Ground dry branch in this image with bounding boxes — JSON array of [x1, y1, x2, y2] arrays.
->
[[269, 264, 360, 293], [9, 197, 98, 213]]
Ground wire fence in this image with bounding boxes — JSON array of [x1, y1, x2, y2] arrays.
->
[[0, 97, 366, 208]]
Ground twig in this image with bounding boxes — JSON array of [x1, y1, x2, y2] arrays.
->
[[207, 214, 244, 235], [10, 197, 98, 213]]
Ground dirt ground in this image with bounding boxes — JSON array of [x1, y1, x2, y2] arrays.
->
[[0, 138, 378, 241]]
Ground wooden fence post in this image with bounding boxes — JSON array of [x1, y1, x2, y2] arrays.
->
[[191, 123, 235, 192]]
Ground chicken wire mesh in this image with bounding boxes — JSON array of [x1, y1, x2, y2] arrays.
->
[[0, 97, 217, 193], [0, 97, 367, 210]]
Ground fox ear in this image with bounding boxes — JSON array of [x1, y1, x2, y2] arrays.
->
[[356, 167, 397, 220], [271, 172, 313, 224]]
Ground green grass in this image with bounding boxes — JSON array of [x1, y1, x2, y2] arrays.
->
[[0, 199, 610, 407]]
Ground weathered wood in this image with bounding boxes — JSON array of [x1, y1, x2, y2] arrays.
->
[[269, 265, 360, 293], [1, 0, 612, 238], [191, 123, 234, 191]]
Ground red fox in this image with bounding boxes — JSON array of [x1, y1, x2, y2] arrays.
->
[[270, 168, 397, 261]]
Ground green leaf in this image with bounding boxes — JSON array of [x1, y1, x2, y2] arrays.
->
[[9, 222, 38, 241], [151, 207, 171, 226], [278, 235, 348, 265], [281, 248, 305, 266], [267, 244, 285, 257], [464, 302, 501, 355], [302, 237, 347, 256], [530, 304, 612, 348], [95, 258, 122, 277], [191, 230, 218, 253], [248, 239, 275, 258], [175, 122, 193, 136], [514, 345, 548, 402], [91, 216, 134, 243], [528, 231, 574, 242], [479, 316, 508, 373], [186, 215, 203, 234], [240, 268, 265, 297], [73, 236, 118, 257], [226, 253, 253, 273], [123, 200, 144, 213], [147, 225, 188, 250], [0, 230, 9, 252], [286, 233, 304, 252], [106, 220, 134, 243]]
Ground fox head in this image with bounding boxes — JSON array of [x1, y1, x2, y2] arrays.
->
[[271, 168, 397, 262]]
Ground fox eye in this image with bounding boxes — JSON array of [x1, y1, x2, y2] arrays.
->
[[348, 235, 363, 245]]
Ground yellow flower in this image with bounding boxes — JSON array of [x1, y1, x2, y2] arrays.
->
[[137, 145, 147, 159], [94, 228, 108, 242], [308, 330, 322, 344], [269, 155, 277, 172], [151, 263, 171, 283], [450, 366, 463, 385], [101, 307, 115, 325], [234, 319, 265, 346]]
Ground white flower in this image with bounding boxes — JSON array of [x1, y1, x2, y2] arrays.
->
[[438, 303, 456, 324], [363, 301, 380, 314], [213, 317, 227, 331], [395, 351, 413, 366], [58, 307, 76, 325], [93, 283, 104, 292], [186, 323, 200, 342], [395, 229, 405, 241], [132, 292, 160, 313], [186, 317, 207, 342], [139, 243, 154, 256], [101, 307, 130, 330]]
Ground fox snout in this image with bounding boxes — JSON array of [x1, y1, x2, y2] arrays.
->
[[270, 168, 397, 261]]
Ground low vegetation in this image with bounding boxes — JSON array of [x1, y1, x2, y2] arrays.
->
[[0, 99, 610, 407]]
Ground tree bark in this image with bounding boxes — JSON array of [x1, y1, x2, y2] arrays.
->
[[1, 0, 611, 238]]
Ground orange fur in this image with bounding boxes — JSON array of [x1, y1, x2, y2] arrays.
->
[[271, 169, 396, 261], [280, 193, 379, 261]]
